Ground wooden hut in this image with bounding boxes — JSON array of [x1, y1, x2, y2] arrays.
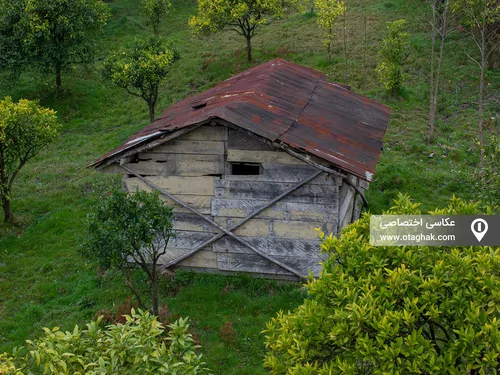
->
[[91, 59, 391, 280]]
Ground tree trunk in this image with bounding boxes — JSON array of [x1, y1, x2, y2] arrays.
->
[[151, 267, 159, 316], [432, 1, 447, 139], [56, 67, 62, 91], [428, 0, 437, 143], [343, 10, 348, 85], [148, 103, 155, 123], [3, 197, 11, 222], [479, 25, 486, 173], [363, 10, 367, 93], [246, 36, 252, 62]]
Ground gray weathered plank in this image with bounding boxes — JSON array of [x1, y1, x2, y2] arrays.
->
[[338, 183, 355, 230], [217, 253, 323, 277], [124, 176, 216, 196], [172, 212, 218, 233], [149, 140, 224, 155], [214, 217, 330, 240], [227, 164, 340, 185], [215, 180, 338, 204], [177, 125, 228, 141], [213, 236, 324, 258], [167, 230, 218, 249], [118, 154, 224, 177], [227, 149, 305, 165], [227, 129, 275, 151], [211, 198, 338, 222]]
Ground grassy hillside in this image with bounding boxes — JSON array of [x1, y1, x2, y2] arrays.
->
[[0, 0, 498, 373]]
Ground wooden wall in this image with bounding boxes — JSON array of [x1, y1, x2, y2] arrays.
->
[[106, 124, 362, 279]]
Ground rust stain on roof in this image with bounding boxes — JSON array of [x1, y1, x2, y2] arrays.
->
[[92, 58, 391, 181]]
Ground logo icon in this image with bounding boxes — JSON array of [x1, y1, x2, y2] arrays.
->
[[471, 218, 488, 242]]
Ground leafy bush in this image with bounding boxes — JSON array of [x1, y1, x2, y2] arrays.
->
[[376, 19, 410, 94], [264, 194, 500, 374], [2, 309, 210, 375]]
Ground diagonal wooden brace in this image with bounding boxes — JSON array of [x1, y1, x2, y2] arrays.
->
[[121, 165, 322, 279]]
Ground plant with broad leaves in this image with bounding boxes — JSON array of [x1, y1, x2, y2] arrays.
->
[[189, 0, 298, 62], [264, 193, 500, 374], [102, 38, 178, 122], [80, 188, 175, 316], [314, 0, 346, 63], [0, 0, 110, 90], [0, 97, 60, 223], [1, 309, 210, 374], [376, 19, 411, 94], [141, 0, 172, 35]]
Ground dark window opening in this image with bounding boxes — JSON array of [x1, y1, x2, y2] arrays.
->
[[231, 162, 261, 175]]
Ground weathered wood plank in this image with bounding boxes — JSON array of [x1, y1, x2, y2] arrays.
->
[[217, 253, 323, 277], [211, 199, 338, 222], [227, 164, 340, 185], [115, 154, 224, 177], [217, 253, 293, 275], [124, 176, 216, 196], [149, 140, 224, 155], [215, 217, 328, 240], [177, 125, 228, 141], [227, 129, 275, 151], [338, 183, 355, 230], [214, 217, 270, 237], [273, 220, 328, 240], [172, 212, 217, 233], [160, 195, 213, 214], [215, 180, 338, 204], [213, 236, 324, 258], [227, 149, 305, 165], [178, 249, 217, 268], [167, 231, 217, 249]]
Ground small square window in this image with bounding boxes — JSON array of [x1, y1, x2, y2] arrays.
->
[[231, 162, 261, 175]]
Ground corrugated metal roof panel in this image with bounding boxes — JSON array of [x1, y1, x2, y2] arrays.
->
[[92, 58, 391, 181]]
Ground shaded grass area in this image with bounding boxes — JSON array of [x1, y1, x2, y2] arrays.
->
[[0, 0, 498, 373]]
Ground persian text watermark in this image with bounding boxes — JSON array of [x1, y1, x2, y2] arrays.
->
[[370, 215, 500, 246]]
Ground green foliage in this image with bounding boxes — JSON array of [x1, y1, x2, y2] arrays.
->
[[0, 0, 110, 90], [2, 309, 209, 374], [376, 19, 410, 94], [264, 194, 500, 374], [314, 0, 346, 62], [80, 188, 175, 315], [141, 0, 172, 35], [188, 0, 295, 61], [102, 38, 178, 122], [0, 97, 59, 222]]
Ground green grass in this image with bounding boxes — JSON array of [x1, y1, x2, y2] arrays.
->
[[0, 0, 498, 373]]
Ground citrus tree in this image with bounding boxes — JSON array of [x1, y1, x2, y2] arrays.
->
[[81, 188, 175, 316], [376, 19, 411, 94], [102, 38, 178, 122], [264, 194, 500, 374], [315, 0, 346, 63], [1, 309, 209, 374], [142, 0, 172, 35], [0, 0, 110, 90], [189, 0, 297, 62], [0, 97, 60, 223]]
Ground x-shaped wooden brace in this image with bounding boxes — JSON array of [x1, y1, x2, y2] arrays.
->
[[121, 165, 323, 279]]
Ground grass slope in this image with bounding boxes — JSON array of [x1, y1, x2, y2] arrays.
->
[[0, 0, 498, 373]]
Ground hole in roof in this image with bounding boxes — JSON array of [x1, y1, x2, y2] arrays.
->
[[192, 102, 207, 110]]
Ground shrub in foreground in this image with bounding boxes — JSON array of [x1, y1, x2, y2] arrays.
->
[[1, 309, 209, 374], [264, 194, 500, 374]]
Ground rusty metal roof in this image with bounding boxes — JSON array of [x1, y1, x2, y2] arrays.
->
[[92, 58, 391, 181]]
